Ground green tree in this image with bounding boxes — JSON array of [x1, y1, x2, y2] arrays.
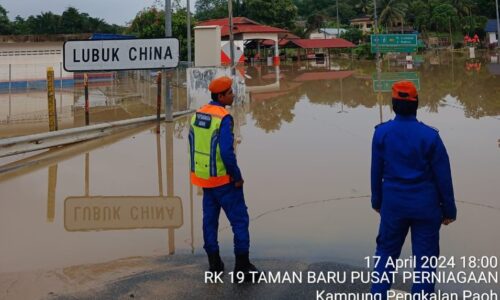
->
[[355, 0, 373, 15], [38, 12, 61, 34], [306, 13, 326, 33], [340, 27, 364, 43], [377, 0, 408, 28], [326, 1, 357, 26], [451, 0, 474, 19], [61, 7, 85, 33], [172, 8, 195, 61], [461, 15, 487, 35], [293, 0, 331, 17], [243, 0, 298, 30], [195, 0, 228, 21], [0, 5, 12, 34], [12, 16, 29, 35], [2, 5, 122, 35], [475, 0, 496, 18], [429, 4, 458, 32], [127, 6, 195, 60], [127, 7, 165, 38]]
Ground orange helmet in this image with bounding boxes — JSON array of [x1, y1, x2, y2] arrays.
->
[[392, 81, 418, 101], [209, 76, 233, 94]]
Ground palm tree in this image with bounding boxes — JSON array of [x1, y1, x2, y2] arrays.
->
[[356, 0, 373, 16], [451, 0, 473, 19], [306, 13, 325, 34], [377, 0, 408, 29]]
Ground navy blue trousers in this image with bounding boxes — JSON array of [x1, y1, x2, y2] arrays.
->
[[371, 208, 441, 298], [202, 183, 250, 255]]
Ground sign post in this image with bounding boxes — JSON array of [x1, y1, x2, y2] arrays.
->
[[372, 72, 420, 92], [64, 38, 179, 125], [84, 73, 90, 125], [371, 34, 418, 53], [63, 38, 179, 72], [46, 67, 58, 131]]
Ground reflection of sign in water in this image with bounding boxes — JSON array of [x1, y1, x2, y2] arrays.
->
[[371, 34, 418, 53], [64, 38, 179, 72], [372, 72, 420, 92], [64, 196, 183, 231], [187, 68, 246, 107]]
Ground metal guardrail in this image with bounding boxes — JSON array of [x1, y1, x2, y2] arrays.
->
[[0, 109, 194, 158]]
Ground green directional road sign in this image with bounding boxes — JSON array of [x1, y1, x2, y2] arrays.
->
[[371, 34, 418, 53], [372, 72, 420, 92]]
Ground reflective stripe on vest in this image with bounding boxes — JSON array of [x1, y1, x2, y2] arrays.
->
[[189, 104, 231, 188]]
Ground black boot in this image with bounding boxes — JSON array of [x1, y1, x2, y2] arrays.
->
[[207, 252, 225, 272], [234, 253, 260, 282]]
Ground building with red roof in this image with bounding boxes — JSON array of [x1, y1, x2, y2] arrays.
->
[[197, 17, 297, 40], [195, 17, 355, 66], [197, 17, 298, 65]]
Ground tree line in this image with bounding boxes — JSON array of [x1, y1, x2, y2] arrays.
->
[[0, 6, 123, 35], [0, 1, 497, 58], [195, 0, 495, 36], [2, 1, 495, 37]]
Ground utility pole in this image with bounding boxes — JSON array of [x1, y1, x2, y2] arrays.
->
[[165, 0, 172, 36], [336, 0, 340, 36], [373, 0, 383, 124], [374, 0, 380, 61], [449, 16, 453, 49], [228, 0, 235, 71], [165, 0, 173, 121], [496, 0, 500, 48], [187, 0, 192, 64]]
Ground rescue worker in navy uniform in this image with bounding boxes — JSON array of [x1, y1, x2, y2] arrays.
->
[[370, 81, 457, 297], [189, 76, 259, 277]]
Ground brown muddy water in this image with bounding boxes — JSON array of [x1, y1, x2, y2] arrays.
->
[[0, 51, 499, 294]]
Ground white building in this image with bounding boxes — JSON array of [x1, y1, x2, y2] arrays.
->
[[309, 28, 347, 39], [485, 19, 499, 46], [350, 16, 374, 34], [0, 34, 90, 88]]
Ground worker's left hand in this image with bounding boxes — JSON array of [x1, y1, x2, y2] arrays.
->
[[442, 218, 455, 225], [234, 180, 244, 188]]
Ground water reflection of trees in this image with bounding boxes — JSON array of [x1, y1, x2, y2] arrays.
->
[[247, 55, 499, 133], [305, 76, 378, 109], [249, 93, 299, 133], [418, 52, 500, 118]]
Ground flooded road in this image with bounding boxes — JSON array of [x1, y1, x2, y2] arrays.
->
[[1, 51, 499, 295]]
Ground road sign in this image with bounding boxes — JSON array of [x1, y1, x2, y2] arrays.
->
[[64, 38, 179, 72], [371, 34, 418, 53], [372, 72, 420, 92], [64, 196, 183, 231]]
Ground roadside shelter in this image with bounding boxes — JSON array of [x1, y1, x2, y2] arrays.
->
[[197, 17, 297, 65]]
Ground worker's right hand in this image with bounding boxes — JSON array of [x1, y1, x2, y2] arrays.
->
[[234, 180, 244, 188], [442, 218, 455, 225]]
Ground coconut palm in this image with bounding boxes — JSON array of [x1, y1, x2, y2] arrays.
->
[[356, 0, 373, 15], [377, 0, 408, 28], [451, 0, 474, 18]]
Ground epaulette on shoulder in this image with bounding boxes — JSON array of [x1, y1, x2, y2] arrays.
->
[[375, 120, 392, 129], [420, 121, 439, 132]]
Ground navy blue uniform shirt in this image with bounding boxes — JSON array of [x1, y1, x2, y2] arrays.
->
[[371, 115, 457, 220]]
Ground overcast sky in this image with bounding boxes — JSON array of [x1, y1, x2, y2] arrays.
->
[[2, 0, 196, 26]]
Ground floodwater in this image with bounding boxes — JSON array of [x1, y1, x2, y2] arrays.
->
[[0, 71, 189, 138], [1, 51, 499, 294]]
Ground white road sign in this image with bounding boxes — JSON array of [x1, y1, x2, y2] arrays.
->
[[64, 38, 179, 72]]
